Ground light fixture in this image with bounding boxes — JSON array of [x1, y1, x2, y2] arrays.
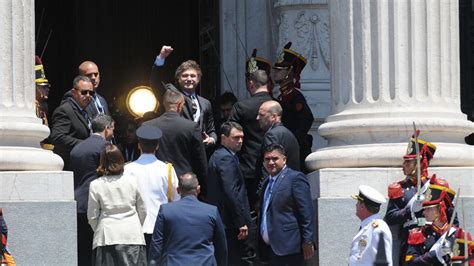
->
[[126, 86, 159, 118]]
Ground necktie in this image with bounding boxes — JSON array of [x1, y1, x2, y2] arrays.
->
[[261, 178, 275, 242], [80, 110, 92, 132], [190, 95, 199, 122], [94, 95, 104, 114]]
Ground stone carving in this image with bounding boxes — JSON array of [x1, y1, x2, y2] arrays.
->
[[276, 10, 330, 73], [294, 11, 330, 71]]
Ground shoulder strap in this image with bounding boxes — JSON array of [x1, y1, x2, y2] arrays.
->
[[167, 163, 173, 202]]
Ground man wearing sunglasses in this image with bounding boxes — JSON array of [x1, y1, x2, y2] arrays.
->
[[62, 61, 109, 119], [50, 75, 94, 170]]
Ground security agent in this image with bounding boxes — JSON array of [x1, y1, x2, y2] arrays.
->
[[350, 185, 393, 266]]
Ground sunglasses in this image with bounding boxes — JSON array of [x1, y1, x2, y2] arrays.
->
[[79, 90, 95, 96]]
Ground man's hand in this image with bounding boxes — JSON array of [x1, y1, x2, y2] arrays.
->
[[159, 45, 173, 59], [302, 241, 315, 260], [237, 225, 248, 240], [202, 132, 215, 146]]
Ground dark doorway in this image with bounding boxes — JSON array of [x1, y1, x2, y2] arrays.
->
[[35, 0, 219, 121], [460, 0, 474, 121], [460, 0, 474, 144]]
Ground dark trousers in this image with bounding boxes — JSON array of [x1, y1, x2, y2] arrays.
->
[[77, 213, 94, 266], [144, 233, 152, 260], [260, 243, 304, 266], [245, 178, 260, 212], [226, 228, 245, 266]]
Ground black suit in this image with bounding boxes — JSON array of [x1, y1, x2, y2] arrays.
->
[[144, 112, 208, 195], [49, 98, 91, 170], [150, 64, 217, 142], [62, 89, 109, 119], [208, 146, 252, 265], [70, 134, 106, 213], [262, 123, 300, 171], [69, 134, 106, 266], [229, 91, 273, 209]]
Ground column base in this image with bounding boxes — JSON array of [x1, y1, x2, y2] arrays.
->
[[0, 147, 63, 170], [308, 167, 474, 266], [307, 142, 474, 170], [0, 171, 77, 265]]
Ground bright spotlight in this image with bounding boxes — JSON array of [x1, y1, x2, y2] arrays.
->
[[126, 86, 159, 118]]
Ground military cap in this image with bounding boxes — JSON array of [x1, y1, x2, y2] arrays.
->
[[422, 175, 456, 208], [136, 124, 162, 141], [352, 185, 387, 207], [404, 134, 436, 162], [246, 49, 272, 76], [274, 42, 307, 71]]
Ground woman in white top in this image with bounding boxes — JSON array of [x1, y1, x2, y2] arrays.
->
[[88, 144, 147, 265]]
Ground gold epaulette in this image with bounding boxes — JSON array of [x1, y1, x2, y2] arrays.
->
[[372, 221, 379, 228]]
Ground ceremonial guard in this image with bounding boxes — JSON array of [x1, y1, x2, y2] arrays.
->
[[35, 56, 53, 150], [384, 132, 437, 264], [350, 185, 393, 266], [404, 177, 473, 265], [271, 42, 314, 172]]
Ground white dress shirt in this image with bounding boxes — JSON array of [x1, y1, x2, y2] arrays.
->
[[349, 213, 393, 266], [124, 153, 180, 234]]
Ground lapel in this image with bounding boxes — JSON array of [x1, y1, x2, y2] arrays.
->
[[267, 167, 288, 206], [69, 99, 89, 130]]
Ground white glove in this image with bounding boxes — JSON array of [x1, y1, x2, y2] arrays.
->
[[411, 195, 425, 213], [435, 242, 451, 264]]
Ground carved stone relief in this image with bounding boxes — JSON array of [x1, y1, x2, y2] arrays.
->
[[275, 8, 330, 79]]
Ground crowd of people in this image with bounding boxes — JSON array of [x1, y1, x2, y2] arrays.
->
[[21, 41, 473, 266]]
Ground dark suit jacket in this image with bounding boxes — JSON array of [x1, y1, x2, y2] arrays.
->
[[258, 167, 314, 256], [143, 112, 208, 194], [150, 64, 217, 142], [49, 98, 91, 170], [62, 89, 109, 119], [70, 134, 106, 213], [207, 146, 252, 229], [229, 91, 273, 180], [262, 123, 300, 171], [149, 195, 227, 266]]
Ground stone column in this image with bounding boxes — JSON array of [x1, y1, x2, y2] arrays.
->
[[0, 1, 76, 264], [305, 1, 474, 265], [0, 0, 63, 170], [307, 0, 474, 169]]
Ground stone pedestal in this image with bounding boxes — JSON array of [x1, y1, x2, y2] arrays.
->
[[0, 171, 77, 265], [0, 0, 76, 264], [310, 167, 474, 266]]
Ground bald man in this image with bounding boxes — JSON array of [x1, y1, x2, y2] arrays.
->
[[62, 61, 109, 119], [257, 100, 300, 171]]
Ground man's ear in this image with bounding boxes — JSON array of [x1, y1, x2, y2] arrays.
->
[[196, 185, 201, 195], [177, 187, 182, 195], [155, 143, 160, 151]]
